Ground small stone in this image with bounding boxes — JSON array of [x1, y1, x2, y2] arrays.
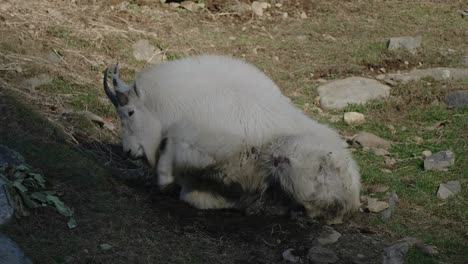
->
[[421, 150, 432, 158], [382, 241, 410, 264], [282, 249, 299, 263], [0, 234, 33, 264], [21, 74, 52, 90], [317, 77, 390, 110], [322, 34, 336, 42], [445, 90, 468, 108], [316, 226, 341, 245], [229, 36, 236, 41], [381, 169, 392, 173], [367, 198, 389, 213], [437, 181, 461, 200], [461, 10, 468, 18], [461, 56, 468, 66], [372, 148, 390, 157], [424, 150, 455, 171], [180, 1, 202, 12], [413, 136, 423, 144], [381, 191, 398, 220], [400, 126, 407, 132], [343, 112, 365, 125], [307, 246, 338, 264], [133, 39, 166, 64], [368, 184, 389, 193], [169, 2, 180, 8], [388, 36, 422, 54], [386, 68, 468, 84], [384, 157, 397, 166], [300, 12, 307, 19], [376, 74, 386, 80], [282, 12, 288, 18], [352, 132, 392, 150], [251, 1, 270, 16], [99, 243, 113, 251]]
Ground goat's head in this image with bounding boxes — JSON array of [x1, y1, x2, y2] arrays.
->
[[103, 65, 161, 167]]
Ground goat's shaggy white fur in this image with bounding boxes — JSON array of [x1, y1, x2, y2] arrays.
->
[[106, 54, 361, 223]]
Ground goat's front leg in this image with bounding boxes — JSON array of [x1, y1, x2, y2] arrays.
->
[[156, 138, 175, 189]]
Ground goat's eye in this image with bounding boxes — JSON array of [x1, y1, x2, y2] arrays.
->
[[128, 110, 135, 116]]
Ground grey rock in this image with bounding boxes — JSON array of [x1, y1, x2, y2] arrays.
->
[[307, 246, 338, 264], [367, 198, 389, 213], [382, 241, 409, 264], [0, 145, 25, 167], [317, 77, 390, 110], [387, 36, 422, 54], [21, 74, 52, 90], [316, 226, 341, 245], [386, 68, 468, 84], [352, 132, 392, 150], [372, 148, 390, 157], [461, 10, 468, 18], [282, 249, 299, 263], [461, 56, 468, 66], [382, 191, 398, 220], [0, 233, 33, 264], [132, 39, 166, 64], [99, 243, 113, 251], [424, 150, 455, 171], [437, 180, 461, 200], [45, 51, 61, 64], [0, 146, 27, 225], [446, 90, 468, 108]]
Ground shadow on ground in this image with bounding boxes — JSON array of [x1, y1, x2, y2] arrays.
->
[[0, 90, 388, 264]]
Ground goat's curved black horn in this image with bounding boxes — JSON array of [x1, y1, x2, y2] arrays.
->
[[103, 68, 119, 107]]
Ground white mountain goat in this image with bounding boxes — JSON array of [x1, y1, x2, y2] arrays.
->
[[103, 55, 361, 223]]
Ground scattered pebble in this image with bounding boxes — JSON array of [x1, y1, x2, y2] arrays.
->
[[421, 150, 432, 158], [352, 132, 392, 150], [282, 249, 299, 263], [384, 157, 397, 166], [372, 148, 390, 157], [300, 11, 307, 19], [437, 180, 461, 200], [133, 39, 166, 64], [343, 112, 365, 125], [387, 36, 422, 54], [382, 240, 410, 264], [99, 243, 113, 251], [317, 77, 390, 110], [445, 90, 468, 108], [381, 191, 398, 220], [376, 74, 386, 80], [251, 1, 270, 16], [381, 169, 392, 174], [316, 226, 341, 245], [367, 198, 389, 213], [413, 136, 423, 144], [21, 74, 52, 90], [424, 150, 455, 171], [386, 68, 468, 84]]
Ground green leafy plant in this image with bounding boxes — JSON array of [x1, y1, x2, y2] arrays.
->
[[0, 163, 76, 229]]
